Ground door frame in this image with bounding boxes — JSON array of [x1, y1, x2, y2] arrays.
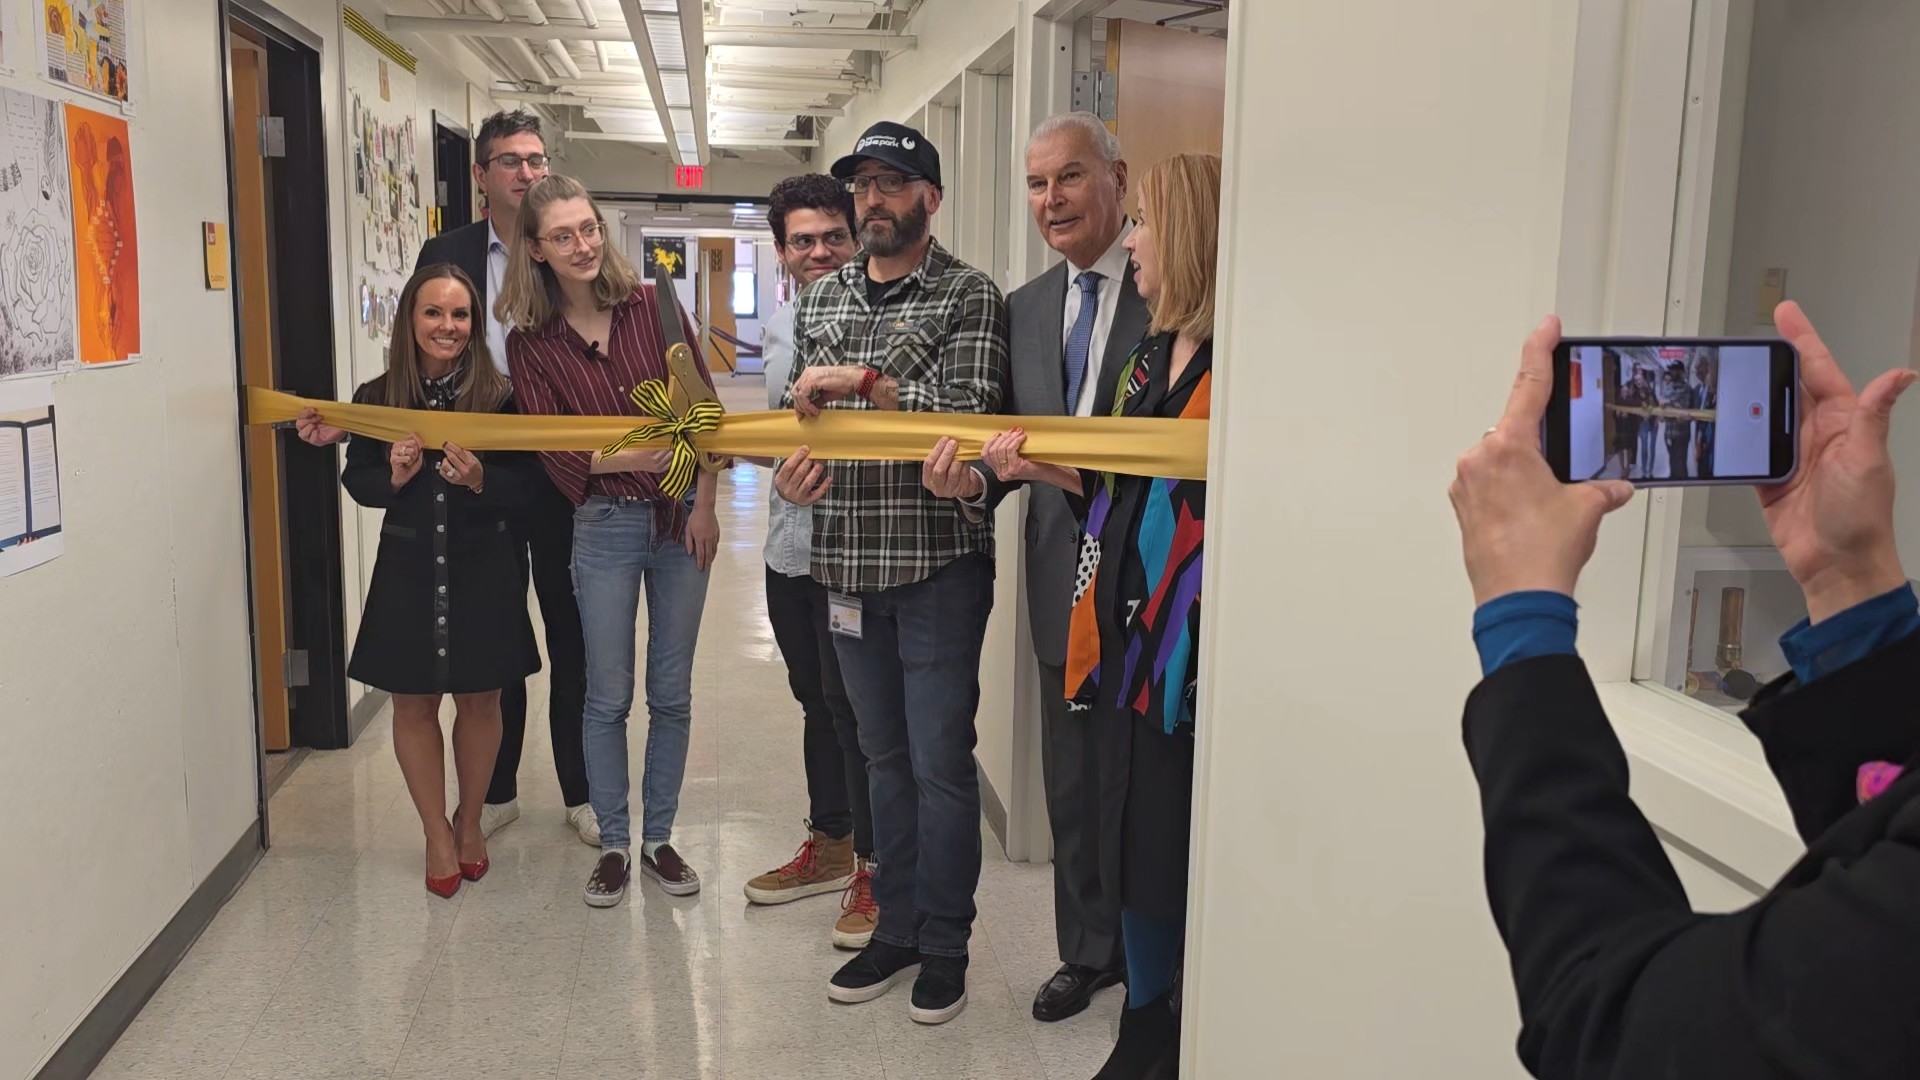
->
[[433, 111, 474, 232], [219, 0, 351, 797]]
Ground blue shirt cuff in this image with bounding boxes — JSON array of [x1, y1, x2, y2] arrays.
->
[[1779, 583, 1920, 685], [1474, 591, 1579, 678]]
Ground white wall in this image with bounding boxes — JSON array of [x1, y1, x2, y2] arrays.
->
[[1707, 0, 1920, 556], [563, 146, 805, 200], [1188, 0, 1579, 1074], [0, 3, 259, 1076]]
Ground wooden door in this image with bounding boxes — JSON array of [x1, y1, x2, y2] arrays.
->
[[698, 238, 737, 372], [232, 35, 291, 752], [1106, 19, 1227, 212]]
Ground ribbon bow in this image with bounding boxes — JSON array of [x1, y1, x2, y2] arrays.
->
[[600, 379, 723, 499]]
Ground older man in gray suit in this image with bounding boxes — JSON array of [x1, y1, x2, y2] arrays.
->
[[924, 112, 1148, 1023]]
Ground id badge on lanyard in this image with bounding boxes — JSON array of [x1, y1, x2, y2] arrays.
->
[[828, 593, 863, 640]]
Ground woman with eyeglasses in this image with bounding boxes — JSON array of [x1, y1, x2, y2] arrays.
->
[[298, 263, 543, 898], [496, 174, 721, 910]]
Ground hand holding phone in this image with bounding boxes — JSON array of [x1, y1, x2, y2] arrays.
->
[[1544, 337, 1799, 487]]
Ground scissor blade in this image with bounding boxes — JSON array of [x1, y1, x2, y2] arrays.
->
[[654, 262, 689, 351]]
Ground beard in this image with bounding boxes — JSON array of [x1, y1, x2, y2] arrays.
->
[[860, 198, 931, 257]]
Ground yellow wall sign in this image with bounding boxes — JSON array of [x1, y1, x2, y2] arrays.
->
[[203, 222, 230, 291]]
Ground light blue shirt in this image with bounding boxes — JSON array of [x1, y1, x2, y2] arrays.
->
[[760, 303, 812, 576], [485, 220, 511, 376]]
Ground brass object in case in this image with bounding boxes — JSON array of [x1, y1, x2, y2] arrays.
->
[[1714, 587, 1760, 701]]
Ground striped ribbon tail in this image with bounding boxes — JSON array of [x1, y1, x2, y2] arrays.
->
[[599, 380, 723, 499]]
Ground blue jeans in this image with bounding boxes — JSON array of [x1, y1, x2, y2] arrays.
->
[[571, 496, 710, 849], [832, 553, 994, 958]]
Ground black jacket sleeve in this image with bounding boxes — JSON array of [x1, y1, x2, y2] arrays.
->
[[1465, 649, 1920, 1079], [1740, 630, 1920, 843], [342, 424, 406, 508]]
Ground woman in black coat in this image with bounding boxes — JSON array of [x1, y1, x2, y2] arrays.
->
[[300, 265, 541, 898], [1449, 301, 1920, 1078]]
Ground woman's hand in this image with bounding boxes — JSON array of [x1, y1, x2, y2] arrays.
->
[[685, 503, 720, 572], [440, 442, 485, 491], [1758, 302, 1916, 622], [294, 407, 346, 446], [981, 429, 1041, 484], [1450, 317, 1636, 607], [775, 446, 833, 506], [389, 433, 425, 490]]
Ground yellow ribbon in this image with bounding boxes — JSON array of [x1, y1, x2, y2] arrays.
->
[[246, 386, 1210, 480], [598, 380, 724, 498]]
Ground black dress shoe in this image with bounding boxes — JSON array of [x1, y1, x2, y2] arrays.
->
[[1092, 995, 1179, 1079], [1033, 962, 1125, 1022]]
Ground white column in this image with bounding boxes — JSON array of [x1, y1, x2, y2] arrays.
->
[[1187, 0, 1582, 1074]]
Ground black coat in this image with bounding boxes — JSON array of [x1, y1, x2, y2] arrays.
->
[[1463, 632, 1920, 1079], [342, 377, 541, 694], [415, 221, 492, 303]]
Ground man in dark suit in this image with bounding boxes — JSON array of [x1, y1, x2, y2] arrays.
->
[[414, 109, 596, 845], [924, 112, 1149, 1022]]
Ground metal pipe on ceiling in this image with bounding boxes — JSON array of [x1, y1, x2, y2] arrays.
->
[[383, 16, 915, 53]]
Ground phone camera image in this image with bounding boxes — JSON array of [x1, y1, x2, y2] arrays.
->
[[1567, 344, 1775, 482]]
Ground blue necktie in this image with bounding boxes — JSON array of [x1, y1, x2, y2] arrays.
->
[[1063, 271, 1103, 413]]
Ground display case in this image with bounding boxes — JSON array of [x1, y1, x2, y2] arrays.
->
[[1652, 546, 1805, 714]]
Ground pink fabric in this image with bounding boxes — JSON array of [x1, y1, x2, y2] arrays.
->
[[1857, 762, 1906, 804]]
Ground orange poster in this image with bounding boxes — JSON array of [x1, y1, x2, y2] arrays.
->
[[64, 103, 139, 364]]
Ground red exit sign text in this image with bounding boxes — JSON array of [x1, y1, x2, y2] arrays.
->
[[674, 166, 706, 190]]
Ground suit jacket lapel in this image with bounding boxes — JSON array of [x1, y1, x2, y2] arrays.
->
[[467, 226, 493, 309], [1033, 263, 1069, 413]]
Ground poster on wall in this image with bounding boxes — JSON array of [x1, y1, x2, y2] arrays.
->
[[64, 102, 138, 365], [40, 0, 131, 108], [0, 377, 63, 577], [342, 9, 423, 387], [644, 237, 688, 279], [0, 88, 77, 379]]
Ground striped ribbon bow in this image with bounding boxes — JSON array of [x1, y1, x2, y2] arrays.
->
[[600, 380, 723, 499]]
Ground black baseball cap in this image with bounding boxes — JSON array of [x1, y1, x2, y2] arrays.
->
[[830, 121, 942, 190]]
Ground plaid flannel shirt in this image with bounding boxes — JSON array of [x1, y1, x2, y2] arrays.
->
[[784, 239, 1009, 593]]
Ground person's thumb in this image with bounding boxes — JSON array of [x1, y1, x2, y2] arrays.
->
[[1584, 480, 1636, 516], [1857, 368, 1919, 436]]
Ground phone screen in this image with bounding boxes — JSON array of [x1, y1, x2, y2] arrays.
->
[[1549, 339, 1797, 485]]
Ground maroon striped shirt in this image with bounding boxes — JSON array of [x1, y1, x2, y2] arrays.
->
[[506, 285, 712, 537]]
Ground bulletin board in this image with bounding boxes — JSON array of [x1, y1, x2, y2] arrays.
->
[[341, 7, 422, 388]]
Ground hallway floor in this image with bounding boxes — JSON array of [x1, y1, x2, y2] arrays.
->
[[94, 383, 1121, 1078]]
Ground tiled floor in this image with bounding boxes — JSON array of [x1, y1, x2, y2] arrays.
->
[[94, 379, 1121, 1079]]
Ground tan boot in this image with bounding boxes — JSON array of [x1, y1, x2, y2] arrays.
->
[[833, 857, 878, 950], [743, 823, 855, 905]]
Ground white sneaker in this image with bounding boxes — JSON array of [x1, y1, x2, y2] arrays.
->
[[478, 799, 520, 838], [565, 803, 602, 847]]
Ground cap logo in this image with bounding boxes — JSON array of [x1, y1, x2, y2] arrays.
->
[[903, 137, 917, 150], [857, 134, 902, 152]]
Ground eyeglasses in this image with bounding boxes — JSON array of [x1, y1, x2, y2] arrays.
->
[[786, 229, 853, 252], [845, 174, 920, 196], [487, 152, 550, 172], [542, 220, 603, 253]]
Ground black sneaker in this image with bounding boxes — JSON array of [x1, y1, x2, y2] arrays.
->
[[827, 940, 921, 1004], [908, 954, 969, 1025]]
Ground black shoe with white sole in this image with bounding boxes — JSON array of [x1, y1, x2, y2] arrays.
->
[[828, 940, 922, 1004], [909, 954, 969, 1025]]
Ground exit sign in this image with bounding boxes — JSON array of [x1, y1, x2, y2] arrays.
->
[[674, 165, 706, 190]]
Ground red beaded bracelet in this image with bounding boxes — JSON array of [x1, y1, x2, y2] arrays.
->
[[858, 367, 880, 400]]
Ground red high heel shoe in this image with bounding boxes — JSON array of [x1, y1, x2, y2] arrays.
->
[[459, 857, 490, 882], [425, 869, 462, 898]]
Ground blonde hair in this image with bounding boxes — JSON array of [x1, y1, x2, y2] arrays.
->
[[371, 264, 510, 413], [494, 174, 642, 331], [1137, 153, 1221, 341]]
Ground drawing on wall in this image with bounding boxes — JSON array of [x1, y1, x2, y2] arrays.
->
[[65, 103, 138, 364], [645, 238, 688, 280], [0, 88, 77, 379], [351, 93, 421, 279], [41, 0, 130, 106], [0, 376, 64, 577]]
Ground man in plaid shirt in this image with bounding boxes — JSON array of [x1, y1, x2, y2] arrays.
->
[[776, 120, 1009, 1026]]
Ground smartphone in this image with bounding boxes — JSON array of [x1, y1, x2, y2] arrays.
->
[[1544, 338, 1799, 486]]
